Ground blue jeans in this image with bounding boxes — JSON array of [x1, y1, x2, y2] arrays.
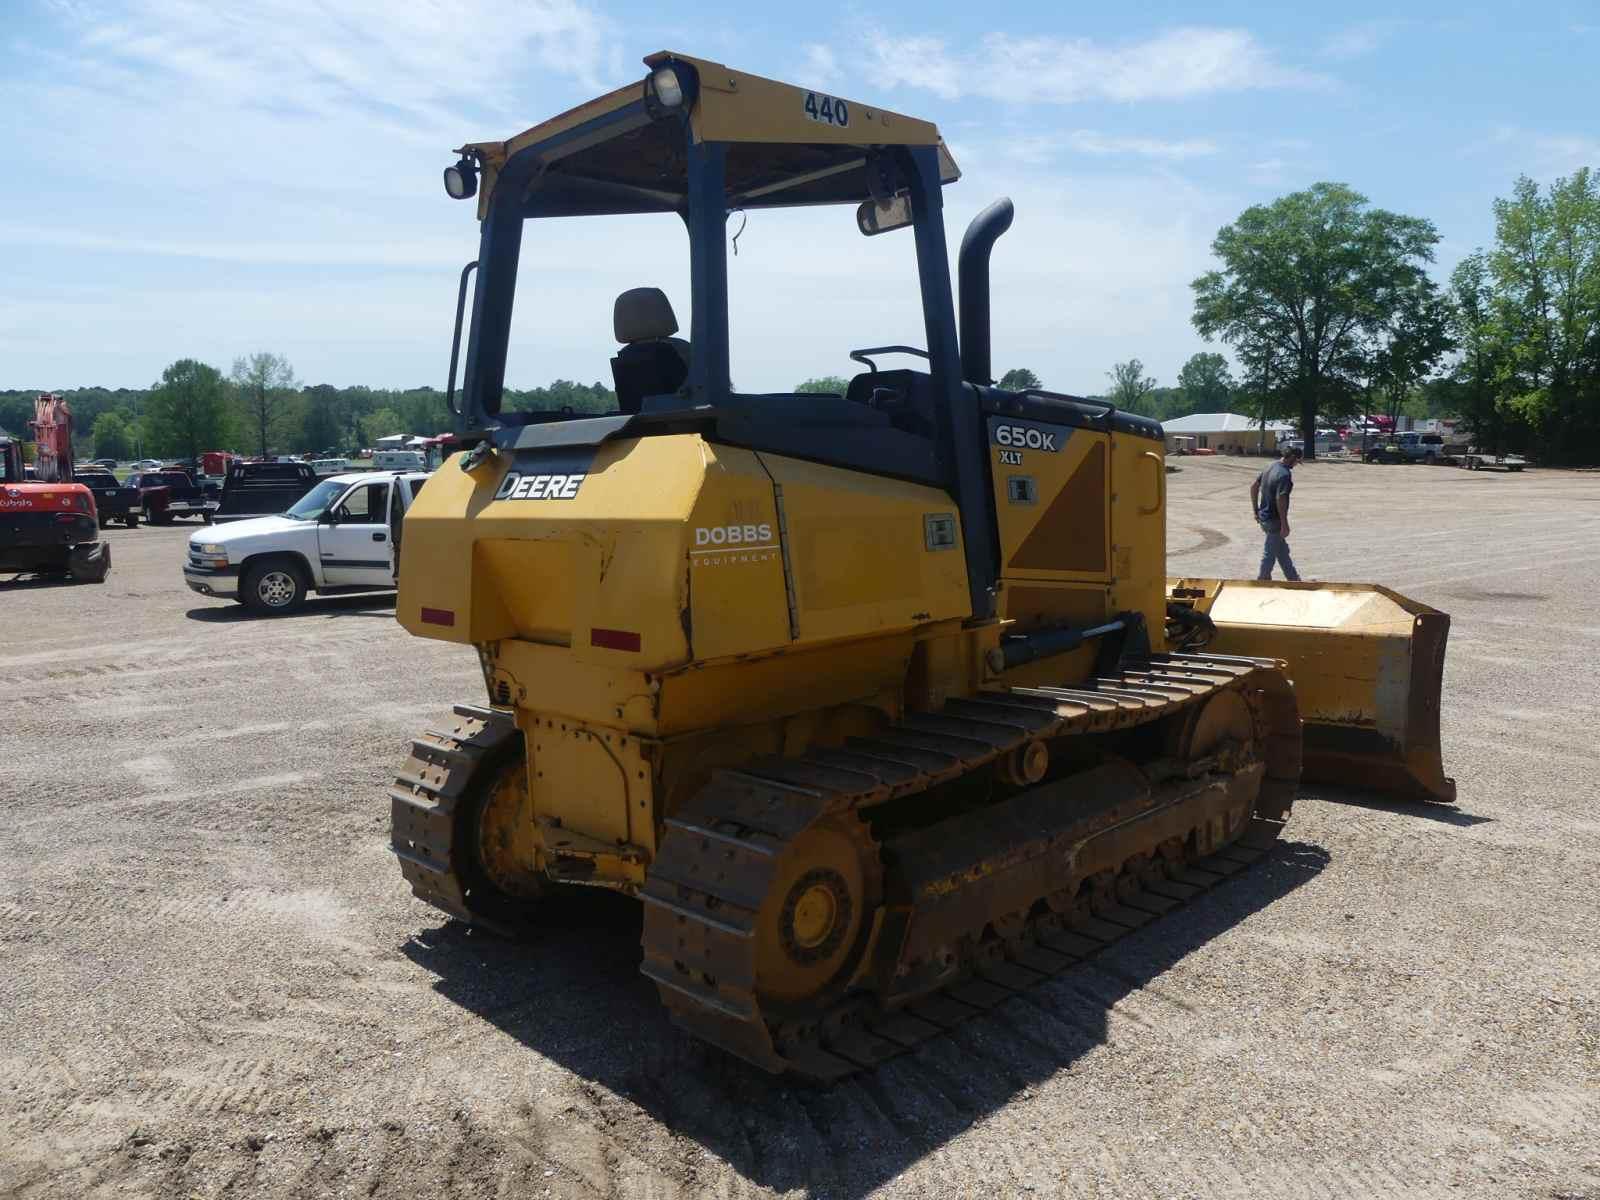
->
[[1258, 519, 1301, 581]]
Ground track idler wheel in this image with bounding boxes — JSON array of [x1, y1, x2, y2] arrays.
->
[[455, 749, 547, 926], [754, 817, 882, 1014]]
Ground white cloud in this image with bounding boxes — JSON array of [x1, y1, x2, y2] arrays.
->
[[1471, 125, 1600, 180], [1065, 131, 1219, 160], [0, 6, 1272, 393], [1001, 131, 1218, 166], [862, 26, 1321, 105], [1322, 20, 1408, 60], [1247, 158, 1290, 186], [9, 0, 617, 200], [802, 43, 840, 88]]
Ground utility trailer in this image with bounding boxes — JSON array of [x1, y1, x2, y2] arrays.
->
[[1456, 448, 1526, 472]]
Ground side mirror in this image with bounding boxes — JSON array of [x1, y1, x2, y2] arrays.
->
[[857, 193, 912, 236], [320, 510, 339, 525]]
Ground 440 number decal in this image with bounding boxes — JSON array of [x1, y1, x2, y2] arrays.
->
[[803, 91, 849, 128]]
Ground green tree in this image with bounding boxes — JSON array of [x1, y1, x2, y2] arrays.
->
[[1485, 170, 1600, 461], [1107, 359, 1158, 415], [91, 411, 133, 460], [1445, 252, 1520, 451], [1174, 353, 1235, 416], [998, 368, 1042, 391], [362, 407, 406, 440], [795, 376, 851, 394], [1192, 182, 1442, 458], [145, 360, 231, 461], [299, 392, 342, 453], [231, 352, 297, 456], [1366, 278, 1454, 427]]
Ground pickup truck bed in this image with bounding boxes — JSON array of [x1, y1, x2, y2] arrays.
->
[[74, 472, 142, 528], [126, 471, 218, 524], [214, 462, 319, 524]]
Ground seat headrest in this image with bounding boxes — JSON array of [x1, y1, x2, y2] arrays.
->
[[614, 288, 679, 344]]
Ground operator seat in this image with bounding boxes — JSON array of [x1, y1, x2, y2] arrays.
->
[[611, 287, 690, 413]]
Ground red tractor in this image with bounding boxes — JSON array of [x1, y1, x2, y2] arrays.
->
[[0, 394, 111, 582]]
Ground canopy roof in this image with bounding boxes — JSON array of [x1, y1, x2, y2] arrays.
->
[[463, 52, 960, 219]]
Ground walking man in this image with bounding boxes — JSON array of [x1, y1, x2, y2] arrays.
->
[[1251, 446, 1303, 581]]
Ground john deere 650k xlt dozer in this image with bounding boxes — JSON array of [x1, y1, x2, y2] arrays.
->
[[390, 53, 1453, 1079]]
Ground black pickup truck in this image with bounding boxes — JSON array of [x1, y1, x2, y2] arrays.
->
[[74, 471, 141, 528], [213, 461, 319, 524], [126, 470, 219, 524]]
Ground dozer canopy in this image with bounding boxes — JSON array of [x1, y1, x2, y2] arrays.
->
[[1169, 579, 1454, 803], [436, 51, 1051, 624], [457, 52, 958, 222]]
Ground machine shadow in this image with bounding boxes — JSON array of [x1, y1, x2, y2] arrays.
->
[[1308, 786, 1492, 827], [402, 840, 1330, 1199], [184, 594, 396, 622], [0, 575, 85, 591]]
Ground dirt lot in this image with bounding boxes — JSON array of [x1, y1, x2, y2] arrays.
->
[[3, 458, 1598, 1200]]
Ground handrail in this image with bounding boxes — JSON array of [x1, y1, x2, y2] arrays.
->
[[848, 345, 929, 374], [445, 260, 478, 418], [1016, 388, 1118, 422], [1139, 449, 1165, 515]]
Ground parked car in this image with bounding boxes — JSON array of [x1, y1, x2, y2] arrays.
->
[[371, 449, 427, 471], [213, 460, 319, 524], [132, 458, 163, 470], [309, 457, 350, 476], [185, 471, 430, 613], [90, 457, 120, 469], [125, 469, 219, 524], [1366, 431, 1443, 464], [74, 471, 141, 528]]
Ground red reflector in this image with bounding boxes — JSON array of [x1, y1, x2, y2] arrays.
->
[[420, 607, 455, 627], [590, 627, 641, 652]]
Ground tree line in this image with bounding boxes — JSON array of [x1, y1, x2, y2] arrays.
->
[[954, 170, 1599, 464], [1188, 171, 1599, 462], [9, 166, 1594, 466], [0, 360, 616, 461]]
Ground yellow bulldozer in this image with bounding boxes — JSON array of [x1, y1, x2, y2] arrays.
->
[[390, 53, 1453, 1080]]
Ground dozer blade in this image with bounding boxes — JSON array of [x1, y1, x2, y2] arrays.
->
[[1168, 579, 1454, 803]]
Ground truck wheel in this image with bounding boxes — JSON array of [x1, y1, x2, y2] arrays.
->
[[67, 541, 111, 583], [242, 559, 307, 615], [125, 510, 140, 528], [202, 512, 213, 525]]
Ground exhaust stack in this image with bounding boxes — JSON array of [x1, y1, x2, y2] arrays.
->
[[958, 198, 1015, 386]]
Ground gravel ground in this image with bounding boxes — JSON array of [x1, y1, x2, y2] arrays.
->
[[3, 458, 1598, 1200]]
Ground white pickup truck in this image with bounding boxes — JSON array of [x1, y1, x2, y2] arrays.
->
[[183, 471, 430, 614]]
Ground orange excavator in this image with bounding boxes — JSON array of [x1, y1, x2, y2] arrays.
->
[[0, 394, 111, 582]]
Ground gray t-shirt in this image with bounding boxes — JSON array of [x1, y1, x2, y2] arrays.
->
[[1256, 462, 1294, 524]]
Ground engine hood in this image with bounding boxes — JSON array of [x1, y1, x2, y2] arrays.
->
[[192, 514, 312, 546]]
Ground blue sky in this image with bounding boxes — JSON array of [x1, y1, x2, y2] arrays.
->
[[3, 0, 1597, 396]]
